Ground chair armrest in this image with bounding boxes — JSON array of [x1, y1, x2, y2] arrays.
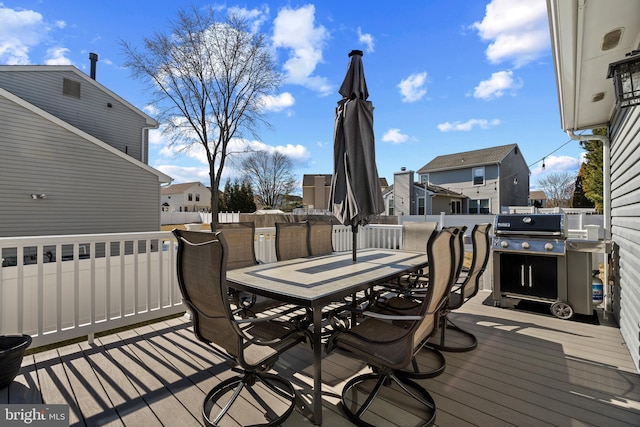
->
[[360, 311, 422, 321]]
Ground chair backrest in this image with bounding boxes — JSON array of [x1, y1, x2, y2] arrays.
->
[[215, 222, 258, 270], [307, 220, 334, 256], [450, 223, 492, 309], [172, 229, 241, 358], [445, 225, 467, 282], [412, 228, 457, 349], [275, 222, 310, 261], [401, 222, 438, 252]]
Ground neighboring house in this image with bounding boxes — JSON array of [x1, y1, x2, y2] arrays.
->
[[302, 174, 389, 212], [382, 168, 465, 216], [0, 65, 171, 237], [416, 144, 530, 214], [161, 182, 211, 212], [528, 190, 547, 208], [547, 0, 640, 372]]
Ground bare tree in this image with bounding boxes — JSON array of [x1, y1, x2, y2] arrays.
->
[[537, 171, 576, 208], [120, 5, 281, 228], [240, 151, 296, 209]]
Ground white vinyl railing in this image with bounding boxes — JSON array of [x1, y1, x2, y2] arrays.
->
[[0, 219, 602, 349], [0, 232, 183, 348]]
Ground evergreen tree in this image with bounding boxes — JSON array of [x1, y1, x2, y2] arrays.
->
[[572, 163, 595, 208], [579, 128, 605, 212]]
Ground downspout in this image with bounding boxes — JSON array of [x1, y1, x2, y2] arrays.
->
[[567, 129, 612, 315], [566, 130, 610, 239]]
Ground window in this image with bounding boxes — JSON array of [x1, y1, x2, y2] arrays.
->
[[195, 193, 200, 202], [389, 199, 394, 216], [472, 167, 485, 185], [420, 174, 429, 184], [188, 193, 193, 201], [451, 200, 461, 214], [469, 199, 490, 214], [418, 197, 425, 215]]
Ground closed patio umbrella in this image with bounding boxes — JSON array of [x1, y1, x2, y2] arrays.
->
[[329, 50, 384, 262]]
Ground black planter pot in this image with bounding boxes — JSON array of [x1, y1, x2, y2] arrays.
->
[[0, 334, 32, 389]]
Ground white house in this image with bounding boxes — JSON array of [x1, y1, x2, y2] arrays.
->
[[161, 182, 211, 212]]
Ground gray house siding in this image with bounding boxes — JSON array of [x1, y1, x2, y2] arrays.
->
[[0, 94, 161, 237], [497, 147, 530, 209], [609, 106, 640, 371], [0, 67, 155, 163], [422, 165, 501, 213]]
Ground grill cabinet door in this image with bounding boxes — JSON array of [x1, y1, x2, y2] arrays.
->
[[499, 253, 558, 299]]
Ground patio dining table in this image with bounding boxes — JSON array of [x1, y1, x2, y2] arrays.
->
[[226, 248, 429, 425]]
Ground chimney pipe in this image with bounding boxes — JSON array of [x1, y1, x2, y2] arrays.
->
[[89, 53, 98, 80]]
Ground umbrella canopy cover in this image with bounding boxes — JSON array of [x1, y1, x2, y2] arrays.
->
[[330, 50, 384, 229]]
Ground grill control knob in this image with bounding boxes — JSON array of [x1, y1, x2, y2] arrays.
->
[[521, 241, 530, 249], [500, 240, 509, 248], [544, 242, 554, 251]]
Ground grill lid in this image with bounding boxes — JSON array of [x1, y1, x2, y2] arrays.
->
[[494, 214, 565, 235]]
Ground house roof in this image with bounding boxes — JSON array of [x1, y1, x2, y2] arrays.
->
[[161, 182, 207, 194], [383, 183, 465, 198], [547, 0, 640, 131], [0, 65, 159, 127], [302, 174, 332, 186], [417, 144, 519, 173], [529, 190, 547, 200], [303, 174, 389, 188], [1, 87, 170, 184]]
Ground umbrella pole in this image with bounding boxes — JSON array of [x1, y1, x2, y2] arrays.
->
[[352, 225, 358, 262]]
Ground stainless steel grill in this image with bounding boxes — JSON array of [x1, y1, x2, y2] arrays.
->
[[492, 213, 583, 319], [492, 213, 566, 256]]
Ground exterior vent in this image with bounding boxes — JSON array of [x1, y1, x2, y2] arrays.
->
[[62, 78, 81, 98], [602, 28, 623, 51], [592, 92, 605, 102]]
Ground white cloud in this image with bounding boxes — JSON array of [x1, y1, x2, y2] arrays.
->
[[382, 128, 409, 144], [437, 119, 501, 132], [45, 47, 72, 65], [357, 27, 374, 53], [473, 70, 522, 99], [471, 0, 549, 67], [272, 5, 332, 95], [227, 5, 270, 33], [397, 72, 428, 103], [530, 155, 581, 176], [0, 6, 46, 64], [55, 20, 66, 29], [260, 92, 295, 112]]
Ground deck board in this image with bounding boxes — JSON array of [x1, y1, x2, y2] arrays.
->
[[2, 290, 639, 427]]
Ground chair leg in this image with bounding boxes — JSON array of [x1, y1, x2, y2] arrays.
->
[[431, 312, 478, 353], [341, 371, 436, 427], [395, 346, 446, 379], [203, 372, 297, 427]]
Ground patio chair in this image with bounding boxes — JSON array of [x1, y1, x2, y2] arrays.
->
[[307, 219, 334, 256], [432, 223, 492, 352], [392, 222, 439, 289], [326, 228, 457, 426], [172, 229, 305, 427], [275, 222, 310, 261], [216, 222, 283, 313], [368, 226, 466, 379]]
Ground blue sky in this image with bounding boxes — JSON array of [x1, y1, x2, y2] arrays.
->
[[0, 0, 585, 192]]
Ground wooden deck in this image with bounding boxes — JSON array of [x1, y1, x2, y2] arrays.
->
[[3, 290, 639, 426]]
